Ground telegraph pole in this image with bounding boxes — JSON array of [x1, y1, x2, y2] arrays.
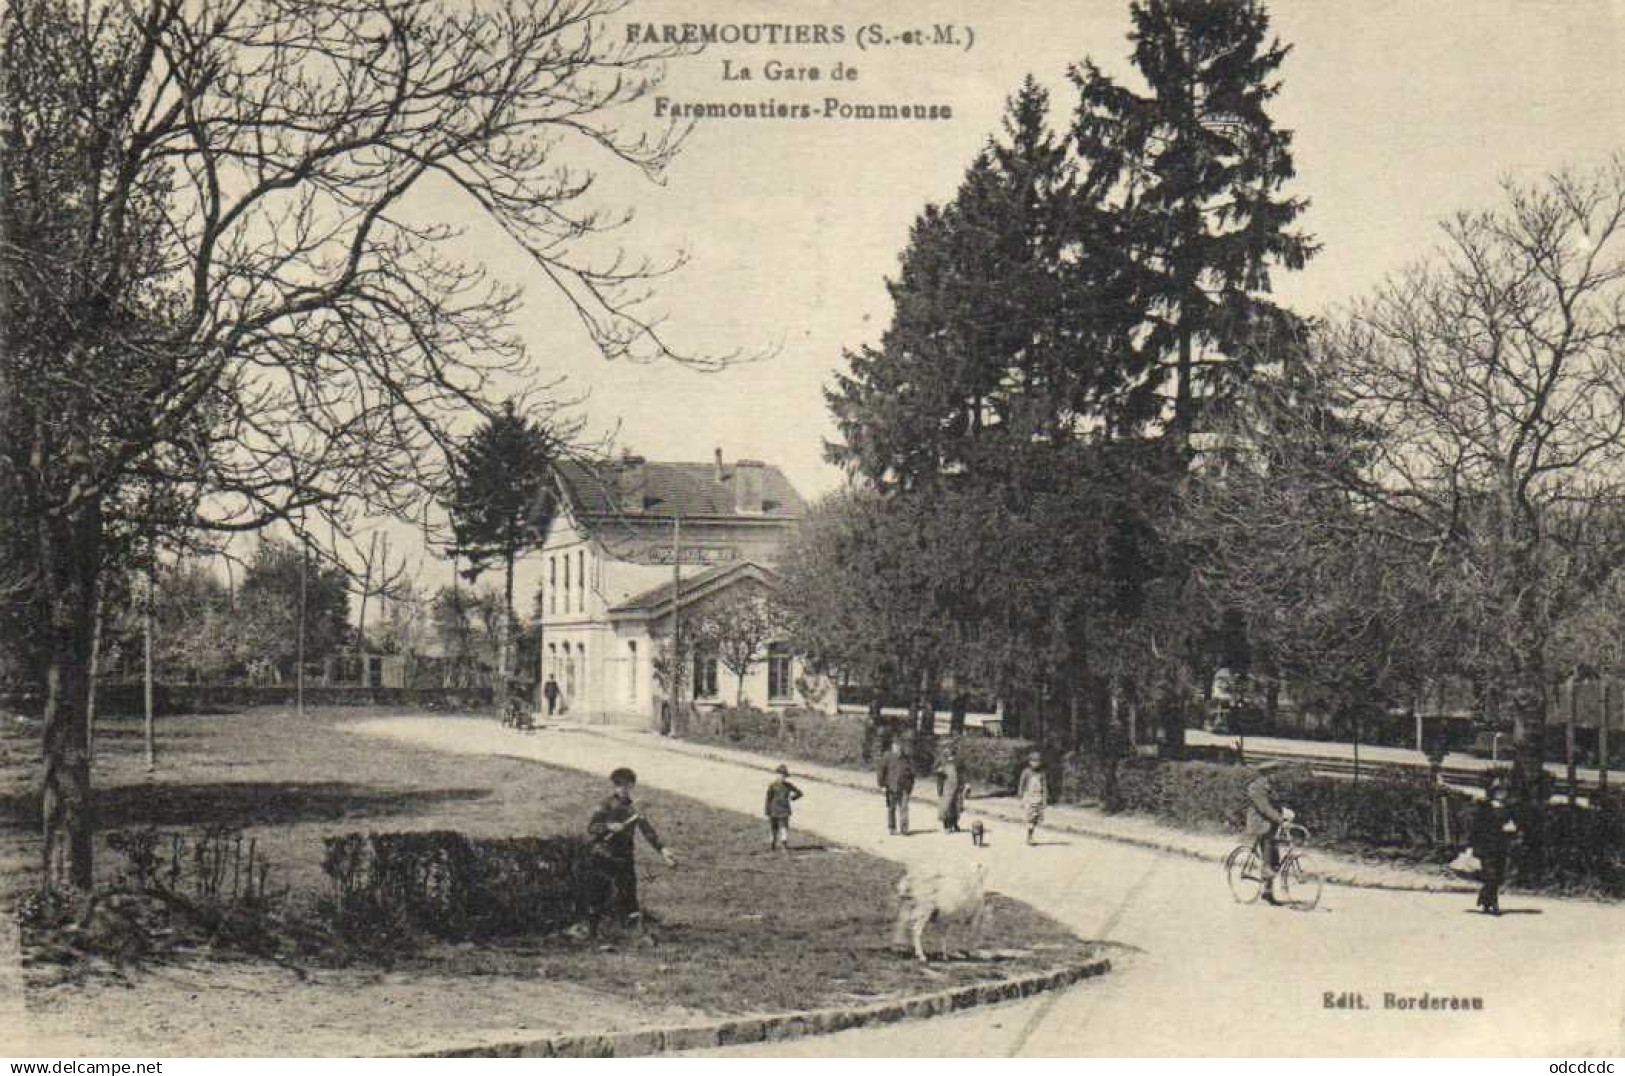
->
[[296, 515, 308, 720], [143, 526, 156, 769], [670, 511, 682, 735]]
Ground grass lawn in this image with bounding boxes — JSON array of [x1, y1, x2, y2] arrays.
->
[[0, 707, 1097, 1056]]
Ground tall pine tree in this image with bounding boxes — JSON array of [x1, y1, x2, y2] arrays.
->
[[823, 79, 1164, 742], [1071, 0, 1318, 447], [827, 78, 1090, 494], [445, 402, 563, 708]]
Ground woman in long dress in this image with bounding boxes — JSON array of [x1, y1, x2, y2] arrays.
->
[[937, 750, 965, 832]]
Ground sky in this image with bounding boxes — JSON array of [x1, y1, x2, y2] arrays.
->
[[333, 0, 1625, 601]]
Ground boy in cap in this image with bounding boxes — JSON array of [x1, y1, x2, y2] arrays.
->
[[587, 766, 677, 936], [764, 763, 804, 853], [1017, 750, 1048, 845]]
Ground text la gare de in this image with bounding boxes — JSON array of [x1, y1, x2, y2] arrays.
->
[[722, 59, 859, 82]]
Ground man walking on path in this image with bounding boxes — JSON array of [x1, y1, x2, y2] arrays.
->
[[587, 766, 678, 936], [544, 675, 561, 716], [1469, 774, 1517, 916], [764, 763, 804, 852], [877, 738, 915, 835]]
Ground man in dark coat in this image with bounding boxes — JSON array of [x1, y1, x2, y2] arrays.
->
[[876, 738, 915, 835], [544, 675, 561, 715], [1470, 775, 1517, 915], [587, 767, 677, 935]]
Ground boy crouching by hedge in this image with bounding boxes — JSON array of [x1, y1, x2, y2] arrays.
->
[[764, 764, 804, 852], [586, 766, 678, 937]]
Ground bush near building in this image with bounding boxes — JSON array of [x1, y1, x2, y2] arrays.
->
[[686, 706, 1035, 793]]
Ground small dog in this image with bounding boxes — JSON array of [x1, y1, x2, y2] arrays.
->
[[970, 820, 985, 847]]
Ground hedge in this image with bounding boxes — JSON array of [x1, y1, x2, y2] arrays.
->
[[2, 683, 496, 718], [317, 830, 601, 944], [682, 705, 1038, 794], [1059, 753, 1625, 895]]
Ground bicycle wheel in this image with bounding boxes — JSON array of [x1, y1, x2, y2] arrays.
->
[[1280, 855, 1323, 911], [1225, 845, 1263, 904]]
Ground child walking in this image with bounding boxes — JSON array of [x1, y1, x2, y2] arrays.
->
[[764, 764, 804, 852], [1018, 751, 1047, 846]]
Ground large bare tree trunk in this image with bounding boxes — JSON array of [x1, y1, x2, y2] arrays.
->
[[1508, 667, 1548, 788], [39, 489, 102, 892], [85, 597, 103, 764], [143, 567, 156, 770]]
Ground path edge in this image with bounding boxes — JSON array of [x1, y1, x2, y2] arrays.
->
[[412, 957, 1111, 1058]]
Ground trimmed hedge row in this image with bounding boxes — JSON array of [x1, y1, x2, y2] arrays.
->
[[317, 830, 602, 944], [1059, 754, 1625, 895], [2, 683, 496, 718], [1060, 753, 1460, 846]]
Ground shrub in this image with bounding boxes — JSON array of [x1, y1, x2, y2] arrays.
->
[[788, 713, 872, 767], [1055, 755, 1454, 848], [1113, 758, 1256, 832], [942, 737, 1035, 794], [1513, 798, 1625, 896], [316, 830, 599, 945], [686, 705, 911, 771], [20, 826, 290, 972]]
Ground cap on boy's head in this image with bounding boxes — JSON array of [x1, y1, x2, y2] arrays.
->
[[1028, 750, 1043, 762], [775, 764, 790, 775], [610, 767, 637, 786]]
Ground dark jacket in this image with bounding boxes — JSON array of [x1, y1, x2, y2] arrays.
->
[[1243, 777, 1285, 838], [765, 778, 803, 819], [1471, 800, 1516, 866], [588, 794, 664, 860], [877, 752, 915, 794]]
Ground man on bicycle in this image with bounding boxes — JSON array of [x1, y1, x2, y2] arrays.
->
[[1244, 761, 1293, 905]]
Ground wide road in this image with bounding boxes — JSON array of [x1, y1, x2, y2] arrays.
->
[[358, 718, 1625, 1057]]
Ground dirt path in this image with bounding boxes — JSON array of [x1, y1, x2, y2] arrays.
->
[[358, 717, 1625, 1057]]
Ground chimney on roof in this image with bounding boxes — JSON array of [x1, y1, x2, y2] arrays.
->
[[714, 447, 724, 481], [619, 449, 646, 513], [735, 459, 765, 515]]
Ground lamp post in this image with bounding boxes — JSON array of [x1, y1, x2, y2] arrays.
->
[[669, 510, 683, 735]]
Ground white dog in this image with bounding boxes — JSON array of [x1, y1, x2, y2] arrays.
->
[[892, 860, 990, 962]]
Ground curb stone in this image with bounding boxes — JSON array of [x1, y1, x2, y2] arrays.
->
[[571, 727, 1484, 899], [414, 958, 1111, 1058]]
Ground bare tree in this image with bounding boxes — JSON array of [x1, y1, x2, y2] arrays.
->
[[1288, 158, 1625, 782], [1, 0, 727, 889], [690, 586, 785, 709]]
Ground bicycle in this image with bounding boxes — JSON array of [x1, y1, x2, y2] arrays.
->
[[1224, 821, 1323, 910]]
